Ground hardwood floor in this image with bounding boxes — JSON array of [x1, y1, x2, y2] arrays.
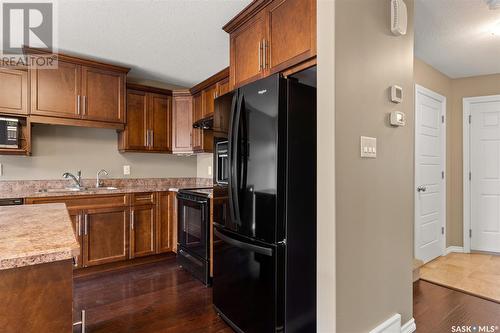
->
[[414, 280, 500, 333], [73, 256, 232, 333]]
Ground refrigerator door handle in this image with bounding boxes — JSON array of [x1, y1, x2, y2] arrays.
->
[[229, 93, 243, 225], [215, 228, 273, 257]]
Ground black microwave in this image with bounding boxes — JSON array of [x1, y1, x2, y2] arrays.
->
[[0, 117, 19, 148]]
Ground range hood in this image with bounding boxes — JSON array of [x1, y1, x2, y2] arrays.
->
[[193, 115, 213, 130]]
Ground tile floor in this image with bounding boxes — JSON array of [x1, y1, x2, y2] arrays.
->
[[420, 252, 500, 303]]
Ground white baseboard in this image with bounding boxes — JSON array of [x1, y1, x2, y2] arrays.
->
[[445, 246, 464, 255], [401, 318, 416, 333], [369, 314, 416, 333]]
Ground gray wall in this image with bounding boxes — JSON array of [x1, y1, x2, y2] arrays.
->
[[335, 0, 415, 331], [0, 125, 197, 180]]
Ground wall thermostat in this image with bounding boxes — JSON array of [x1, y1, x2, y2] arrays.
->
[[390, 111, 406, 126], [391, 85, 403, 103], [391, 0, 408, 36]]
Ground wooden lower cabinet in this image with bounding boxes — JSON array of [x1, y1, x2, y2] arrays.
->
[[26, 191, 177, 269], [68, 208, 83, 268], [130, 204, 156, 258], [156, 191, 176, 253], [82, 206, 129, 267]]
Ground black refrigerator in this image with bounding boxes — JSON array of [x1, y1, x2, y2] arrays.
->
[[212, 73, 316, 333]]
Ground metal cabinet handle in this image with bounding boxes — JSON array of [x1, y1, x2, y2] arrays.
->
[[82, 96, 87, 115], [77, 95, 81, 115], [73, 309, 86, 333], [150, 130, 154, 147], [84, 214, 88, 235], [417, 185, 427, 192], [263, 39, 267, 69], [77, 214, 82, 237], [130, 210, 134, 230], [258, 40, 262, 71]]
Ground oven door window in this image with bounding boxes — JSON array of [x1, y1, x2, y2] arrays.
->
[[178, 198, 208, 259]]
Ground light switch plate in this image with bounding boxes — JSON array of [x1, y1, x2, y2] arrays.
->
[[208, 166, 212, 176], [123, 165, 131, 175], [360, 136, 377, 158]]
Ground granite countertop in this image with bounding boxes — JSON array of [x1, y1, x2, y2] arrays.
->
[[0, 178, 213, 199], [0, 203, 80, 270]]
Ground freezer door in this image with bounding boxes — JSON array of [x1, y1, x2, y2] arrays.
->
[[228, 75, 281, 243], [213, 227, 283, 333]]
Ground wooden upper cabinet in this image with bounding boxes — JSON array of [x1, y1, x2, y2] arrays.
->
[[119, 85, 172, 153], [202, 84, 217, 117], [229, 10, 267, 89], [0, 68, 28, 115], [121, 89, 148, 150], [224, 0, 316, 88], [30, 60, 81, 119], [149, 93, 171, 152], [216, 76, 230, 97], [171, 92, 193, 154], [266, 0, 316, 74], [29, 51, 129, 128], [81, 66, 125, 123], [130, 204, 156, 258], [82, 206, 129, 267], [192, 92, 203, 122]]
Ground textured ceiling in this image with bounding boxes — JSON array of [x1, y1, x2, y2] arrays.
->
[[416, 0, 500, 78], [54, 0, 251, 87]]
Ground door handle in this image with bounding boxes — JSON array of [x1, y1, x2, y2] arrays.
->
[[82, 96, 87, 116], [78, 214, 82, 237], [258, 40, 262, 71], [417, 185, 427, 192], [77, 95, 81, 115], [131, 210, 134, 230], [84, 214, 88, 235]]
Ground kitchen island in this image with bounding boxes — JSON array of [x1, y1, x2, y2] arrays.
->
[[0, 203, 79, 333]]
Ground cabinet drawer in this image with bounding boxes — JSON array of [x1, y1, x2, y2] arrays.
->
[[132, 192, 155, 205], [26, 194, 129, 208]]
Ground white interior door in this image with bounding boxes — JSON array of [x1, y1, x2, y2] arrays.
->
[[470, 98, 500, 253], [415, 85, 446, 263]]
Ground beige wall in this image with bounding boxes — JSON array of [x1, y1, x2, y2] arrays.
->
[[0, 125, 197, 180], [335, 0, 414, 331], [317, 0, 336, 331], [415, 59, 500, 247]]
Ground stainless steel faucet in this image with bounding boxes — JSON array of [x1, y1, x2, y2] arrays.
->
[[96, 169, 109, 188], [63, 171, 82, 188]]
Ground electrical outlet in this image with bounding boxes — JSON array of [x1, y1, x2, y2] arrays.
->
[[123, 165, 131, 175], [208, 166, 212, 176]]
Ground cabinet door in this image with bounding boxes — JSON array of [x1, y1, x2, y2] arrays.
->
[[82, 206, 129, 267], [156, 192, 173, 253], [202, 84, 217, 117], [171, 95, 193, 153], [192, 92, 203, 151], [130, 205, 156, 258], [68, 209, 83, 269], [0, 68, 28, 115], [216, 77, 230, 97], [149, 93, 171, 152], [81, 66, 125, 123], [30, 60, 81, 118], [122, 89, 148, 150], [170, 192, 178, 253], [229, 10, 266, 88], [266, 0, 316, 74]]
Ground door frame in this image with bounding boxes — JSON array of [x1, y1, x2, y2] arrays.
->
[[414, 84, 447, 261], [462, 94, 500, 253]]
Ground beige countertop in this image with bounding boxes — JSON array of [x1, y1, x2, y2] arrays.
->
[[0, 203, 80, 270]]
